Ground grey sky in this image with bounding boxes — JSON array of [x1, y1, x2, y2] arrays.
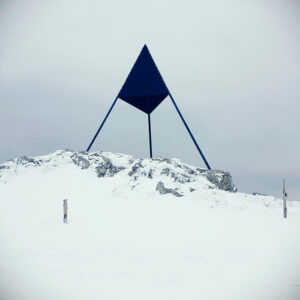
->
[[0, 0, 299, 199]]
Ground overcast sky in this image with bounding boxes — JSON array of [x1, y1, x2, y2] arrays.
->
[[0, 0, 299, 199]]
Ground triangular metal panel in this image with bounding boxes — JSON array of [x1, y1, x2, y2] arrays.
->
[[119, 45, 169, 114]]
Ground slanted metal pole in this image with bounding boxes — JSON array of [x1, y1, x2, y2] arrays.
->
[[148, 114, 153, 158], [283, 179, 287, 218], [86, 96, 119, 151], [168, 93, 211, 170]]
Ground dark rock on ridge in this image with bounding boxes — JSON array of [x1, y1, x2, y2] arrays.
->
[[156, 181, 183, 197]]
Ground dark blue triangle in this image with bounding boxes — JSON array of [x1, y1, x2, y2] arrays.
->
[[119, 45, 169, 114]]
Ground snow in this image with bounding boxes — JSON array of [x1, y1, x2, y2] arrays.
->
[[0, 150, 300, 300]]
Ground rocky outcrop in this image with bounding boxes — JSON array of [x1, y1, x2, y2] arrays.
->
[[156, 181, 183, 197], [200, 170, 237, 192], [0, 150, 238, 196], [128, 161, 143, 177], [252, 192, 268, 196], [16, 156, 42, 166], [95, 155, 124, 177], [71, 153, 90, 170]]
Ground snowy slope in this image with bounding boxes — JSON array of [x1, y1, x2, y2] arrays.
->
[[0, 150, 299, 300]]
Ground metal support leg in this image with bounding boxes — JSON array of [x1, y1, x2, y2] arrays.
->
[[148, 114, 153, 158], [86, 97, 119, 151], [168, 93, 211, 170]]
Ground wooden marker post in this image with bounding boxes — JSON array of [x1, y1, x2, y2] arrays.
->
[[63, 199, 68, 224], [283, 179, 287, 219]]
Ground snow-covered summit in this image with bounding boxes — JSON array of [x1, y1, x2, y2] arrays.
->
[[0, 150, 289, 211], [0, 149, 237, 197], [1, 150, 300, 300]]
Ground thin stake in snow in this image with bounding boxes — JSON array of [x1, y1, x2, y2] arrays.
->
[[283, 179, 287, 219], [63, 199, 68, 224]]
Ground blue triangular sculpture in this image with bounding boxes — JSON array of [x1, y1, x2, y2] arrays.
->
[[86, 45, 211, 169], [119, 45, 169, 114]]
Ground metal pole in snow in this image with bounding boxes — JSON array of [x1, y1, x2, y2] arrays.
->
[[63, 199, 68, 224], [283, 179, 287, 218], [148, 114, 153, 158]]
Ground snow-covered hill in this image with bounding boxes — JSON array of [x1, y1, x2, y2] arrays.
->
[[0, 150, 238, 196], [0, 150, 299, 300]]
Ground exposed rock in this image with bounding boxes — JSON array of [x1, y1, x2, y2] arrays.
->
[[96, 155, 124, 177], [182, 164, 197, 175], [204, 172, 219, 185], [196, 168, 206, 174], [252, 192, 268, 196], [71, 153, 90, 170], [218, 172, 237, 192], [158, 158, 171, 164], [90, 153, 101, 157], [147, 169, 153, 179], [128, 161, 142, 176], [95, 165, 107, 177], [201, 170, 237, 192], [173, 173, 191, 184], [17, 156, 35, 164], [16, 156, 41, 166], [161, 168, 170, 176], [161, 168, 192, 184], [0, 150, 238, 195], [156, 181, 183, 197]]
